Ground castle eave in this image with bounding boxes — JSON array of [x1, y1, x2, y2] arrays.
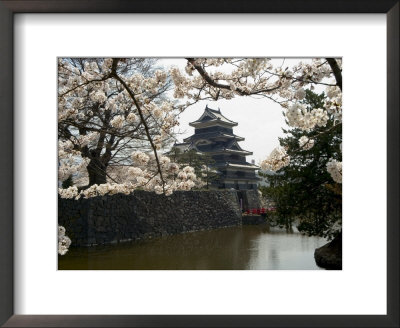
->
[[224, 134, 245, 141], [226, 163, 260, 170], [224, 149, 253, 155], [215, 162, 259, 170], [183, 133, 244, 143], [206, 149, 252, 156], [189, 120, 238, 128], [222, 177, 261, 182]]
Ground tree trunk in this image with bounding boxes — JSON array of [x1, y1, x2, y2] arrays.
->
[[86, 157, 108, 186]]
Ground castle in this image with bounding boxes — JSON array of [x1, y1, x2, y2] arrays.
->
[[173, 105, 259, 190]]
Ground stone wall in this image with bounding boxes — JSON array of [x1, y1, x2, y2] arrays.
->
[[58, 190, 242, 246], [242, 215, 267, 225], [236, 190, 261, 211]]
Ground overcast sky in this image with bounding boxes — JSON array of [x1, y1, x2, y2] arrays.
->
[[159, 58, 289, 165]]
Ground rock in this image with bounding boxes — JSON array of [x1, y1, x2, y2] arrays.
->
[[314, 232, 342, 270]]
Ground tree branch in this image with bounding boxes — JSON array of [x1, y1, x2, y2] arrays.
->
[[186, 58, 280, 96], [111, 58, 166, 193], [326, 58, 342, 91]]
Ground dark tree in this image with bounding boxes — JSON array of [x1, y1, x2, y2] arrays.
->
[[261, 90, 342, 239]]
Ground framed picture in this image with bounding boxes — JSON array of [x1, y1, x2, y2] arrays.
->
[[57, 56, 342, 271], [1, 1, 398, 327]]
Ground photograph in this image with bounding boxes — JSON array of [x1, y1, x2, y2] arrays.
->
[[1, 1, 397, 325], [57, 57, 342, 270]]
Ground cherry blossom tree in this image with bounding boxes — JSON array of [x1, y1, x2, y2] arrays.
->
[[59, 58, 175, 185], [58, 58, 202, 200]]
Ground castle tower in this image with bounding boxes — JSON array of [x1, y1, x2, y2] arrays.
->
[[174, 105, 259, 190]]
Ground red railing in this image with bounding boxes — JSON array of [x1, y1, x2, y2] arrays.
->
[[244, 207, 276, 215]]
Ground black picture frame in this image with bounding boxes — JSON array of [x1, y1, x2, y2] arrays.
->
[[0, 1, 398, 327]]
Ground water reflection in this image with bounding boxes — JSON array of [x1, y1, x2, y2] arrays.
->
[[58, 224, 327, 270]]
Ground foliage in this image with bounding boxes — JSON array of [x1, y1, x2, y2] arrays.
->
[[168, 148, 220, 189], [260, 90, 342, 239]]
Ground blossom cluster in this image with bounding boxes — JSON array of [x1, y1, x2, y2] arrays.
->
[[77, 183, 135, 198], [286, 103, 329, 131], [58, 150, 205, 199], [200, 164, 218, 178], [171, 58, 279, 102], [325, 85, 342, 123], [76, 132, 100, 148], [58, 132, 99, 170], [58, 155, 90, 182], [58, 225, 72, 255], [110, 115, 125, 128], [298, 136, 315, 150], [58, 186, 79, 199], [260, 146, 290, 171], [172, 58, 339, 106], [131, 151, 150, 165], [58, 58, 178, 140], [174, 166, 199, 191], [326, 158, 342, 183], [294, 88, 306, 100], [129, 151, 204, 195], [170, 67, 195, 99]]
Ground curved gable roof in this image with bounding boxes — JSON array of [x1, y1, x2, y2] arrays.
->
[[190, 105, 238, 126]]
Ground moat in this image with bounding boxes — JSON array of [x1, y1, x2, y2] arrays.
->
[[58, 224, 327, 270]]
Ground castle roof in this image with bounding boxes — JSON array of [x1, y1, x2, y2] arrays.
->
[[216, 139, 253, 155], [226, 163, 259, 170], [214, 161, 260, 171], [183, 131, 244, 143], [189, 105, 238, 127], [173, 140, 253, 156], [172, 142, 192, 152]]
